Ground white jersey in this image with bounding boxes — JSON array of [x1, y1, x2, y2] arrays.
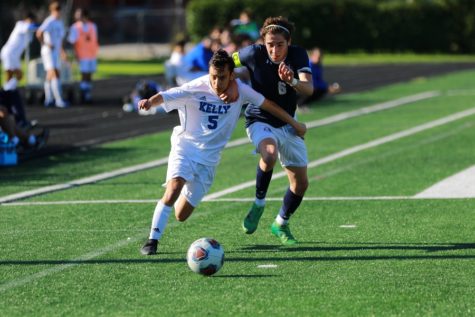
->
[[0, 21, 34, 58], [161, 76, 265, 166], [38, 15, 65, 52]]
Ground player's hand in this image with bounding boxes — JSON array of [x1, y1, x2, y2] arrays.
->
[[219, 79, 239, 103], [138, 99, 151, 110], [294, 122, 307, 138], [278, 62, 294, 84]]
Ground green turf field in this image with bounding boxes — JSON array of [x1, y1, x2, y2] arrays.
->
[[1, 69, 475, 316]]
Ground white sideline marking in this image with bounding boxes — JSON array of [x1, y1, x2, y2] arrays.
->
[[204, 107, 475, 200], [0, 236, 141, 294], [340, 225, 357, 228], [415, 165, 475, 198], [257, 264, 278, 269], [5, 195, 475, 207], [0, 92, 438, 204]]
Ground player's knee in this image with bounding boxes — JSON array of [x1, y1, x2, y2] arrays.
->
[[261, 151, 277, 167]]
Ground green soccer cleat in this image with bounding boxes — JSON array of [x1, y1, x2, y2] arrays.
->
[[271, 221, 298, 245], [242, 203, 265, 234]]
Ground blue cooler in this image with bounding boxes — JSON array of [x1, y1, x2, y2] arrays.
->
[[0, 133, 17, 166]]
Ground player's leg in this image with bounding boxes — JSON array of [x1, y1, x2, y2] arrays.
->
[[48, 50, 67, 108], [270, 128, 308, 245], [141, 177, 185, 255], [243, 122, 279, 234], [174, 162, 215, 222], [271, 166, 308, 245]]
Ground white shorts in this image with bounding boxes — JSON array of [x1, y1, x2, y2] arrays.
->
[[246, 121, 308, 167], [0, 50, 21, 70], [41, 46, 60, 70], [78, 59, 97, 73], [166, 152, 216, 207]]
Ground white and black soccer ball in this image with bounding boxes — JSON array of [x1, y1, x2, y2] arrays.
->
[[186, 238, 224, 276]]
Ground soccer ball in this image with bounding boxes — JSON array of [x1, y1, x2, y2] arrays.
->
[[186, 238, 224, 276]]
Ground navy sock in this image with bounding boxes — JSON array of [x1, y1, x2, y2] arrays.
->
[[279, 188, 303, 220], [256, 165, 273, 199]]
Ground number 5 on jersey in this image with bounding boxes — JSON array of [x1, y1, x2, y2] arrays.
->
[[208, 115, 218, 129]]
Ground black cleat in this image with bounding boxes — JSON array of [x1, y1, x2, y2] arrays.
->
[[140, 239, 158, 255]]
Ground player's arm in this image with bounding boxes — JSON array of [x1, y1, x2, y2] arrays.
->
[[138, 93, 164, 111], [260, 99, 307, 137], [278, 62, 313, 96]]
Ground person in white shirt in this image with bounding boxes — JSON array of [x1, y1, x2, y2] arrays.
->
[[0, 13, 37, 89], [139, 49, 307, 255], [36, 1, 68, 108]]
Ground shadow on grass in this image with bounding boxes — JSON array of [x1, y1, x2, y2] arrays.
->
[[2, 242, 475, 266], [238, 242, 475, 253]]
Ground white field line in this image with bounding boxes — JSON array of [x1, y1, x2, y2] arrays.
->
[[2, 106, 473, 294], [204, 107, 475, 200], [0, 92, 438, 204], [0, 208, 214, 294], [4, 195, 475, 207], [415, 165, 475, 198], [0, 237, 138, 294]]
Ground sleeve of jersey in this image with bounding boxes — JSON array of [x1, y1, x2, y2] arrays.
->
[[295, 47, 312, 75], [239, 81, 265, 107], [232, 45, 254, 68], [160, 86, 190, 112]]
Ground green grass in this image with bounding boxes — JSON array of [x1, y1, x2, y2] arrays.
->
[[1, 69, 475, 316], [324, 53, 475, 65]]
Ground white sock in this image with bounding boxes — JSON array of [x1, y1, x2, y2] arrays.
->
[[44, 81, 53, 103], [255, 198, 266, 207], [275, 214, 288, 226], [149, 200, 172, 240], [51, 78, 65, 104]]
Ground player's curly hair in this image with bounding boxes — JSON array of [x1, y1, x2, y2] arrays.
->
[[260, 16, 295, 41], [209, 49, 235, 72]]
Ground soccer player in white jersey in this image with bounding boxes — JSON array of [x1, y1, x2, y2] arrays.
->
[[0, 13, 37, 89], [36, 1, 68, 108], [139, 50, 307, 255]]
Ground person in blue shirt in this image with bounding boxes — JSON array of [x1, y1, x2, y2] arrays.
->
[[300, 47, 341, 107], [229, 16, 314, 245], [176, 37, 220, 85]]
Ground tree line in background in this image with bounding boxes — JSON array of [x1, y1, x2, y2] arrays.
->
[[186, 0, 475, 54]]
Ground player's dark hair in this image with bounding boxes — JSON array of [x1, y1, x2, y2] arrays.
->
[[25, 12, 36, 21], [260, 16, 295, 41], [209, 49, 235, 73]]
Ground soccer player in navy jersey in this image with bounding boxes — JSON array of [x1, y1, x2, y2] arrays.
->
[[229, 16, 313, 245]]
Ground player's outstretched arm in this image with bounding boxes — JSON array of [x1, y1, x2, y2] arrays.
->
[[138, 93, 164, 111], [260, 99, 307, 137]]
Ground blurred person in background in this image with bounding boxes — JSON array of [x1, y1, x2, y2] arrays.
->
[[230, 9, 260, 42], [299, 47, 341, 109], [67, 8, 99, 104], [175, 37, 220, 85], [0, 90, 48, 153], [36, 0, 68, 108], [164, 40, 186, 87], [1, 12, 37, 88]]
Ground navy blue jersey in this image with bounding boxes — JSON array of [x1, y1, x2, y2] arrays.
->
[[233, 44, 311, 128]]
